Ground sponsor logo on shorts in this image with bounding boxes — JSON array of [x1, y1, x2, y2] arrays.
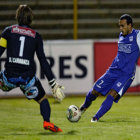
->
[[117, 82, 122, 87]]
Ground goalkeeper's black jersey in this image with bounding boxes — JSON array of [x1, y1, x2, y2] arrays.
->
[[0, 24, 54, 81]]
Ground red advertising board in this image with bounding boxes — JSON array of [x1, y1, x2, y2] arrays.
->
[[94, 42, 117, 80], [94, 41, 140, 92]]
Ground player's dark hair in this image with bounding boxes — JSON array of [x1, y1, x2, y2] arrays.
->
[[16, 5, 33, 26], [120, 14, 133, 27]]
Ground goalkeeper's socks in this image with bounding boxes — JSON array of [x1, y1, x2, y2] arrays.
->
[[82, 90, 97, 108], [40, 99, 51, 122], [94, 94, 114, 120]]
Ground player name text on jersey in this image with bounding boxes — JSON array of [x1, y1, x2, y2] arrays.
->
[[9, 57, 30, 65]]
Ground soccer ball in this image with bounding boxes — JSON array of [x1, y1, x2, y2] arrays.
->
[[66, 105, 81, 122]]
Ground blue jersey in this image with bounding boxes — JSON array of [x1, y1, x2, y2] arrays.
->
[[109, 29, 140, 75], [93, 29, 140, 100]]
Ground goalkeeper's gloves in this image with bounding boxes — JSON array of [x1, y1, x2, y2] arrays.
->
[[49, 79, 65, 102]]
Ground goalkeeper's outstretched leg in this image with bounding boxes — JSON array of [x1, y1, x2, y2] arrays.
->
[[37, 95, 63, 132]]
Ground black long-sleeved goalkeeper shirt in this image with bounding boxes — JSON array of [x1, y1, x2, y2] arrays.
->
[[0, 24, 55, 81]]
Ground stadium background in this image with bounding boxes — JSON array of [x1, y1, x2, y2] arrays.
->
[[0, 0, 140, 97]]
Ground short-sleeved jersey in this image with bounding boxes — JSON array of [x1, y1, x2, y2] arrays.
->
[[108, 29, 140, 75], [0, 24, 54, 81]]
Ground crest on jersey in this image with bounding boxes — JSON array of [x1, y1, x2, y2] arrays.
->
[[129, 36, 133, 42]]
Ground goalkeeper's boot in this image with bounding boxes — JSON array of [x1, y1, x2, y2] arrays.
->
[[43, 121, 62, 132], [91, 116, 98, 123]]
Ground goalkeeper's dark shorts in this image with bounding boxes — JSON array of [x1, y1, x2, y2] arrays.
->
[[0, 70, 45, 101]]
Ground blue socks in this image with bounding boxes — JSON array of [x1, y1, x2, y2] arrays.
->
[[83, 90, 97, 108], [40, 99, 51, 122], [94, 94, 114, 120]]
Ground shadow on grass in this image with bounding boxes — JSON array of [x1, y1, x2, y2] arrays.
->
[[99, 119, 135, 123], [2, 126, 78, 136], [52, 101, 61, 104], [66, 130, 78, 135], [39, 130, 78, 135], [38, 132, 59, 135]]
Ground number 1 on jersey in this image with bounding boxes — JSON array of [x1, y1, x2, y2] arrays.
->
[[19, 36, 25, 57]]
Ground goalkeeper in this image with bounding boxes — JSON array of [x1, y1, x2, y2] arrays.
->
[[0, 5, 65, 132]]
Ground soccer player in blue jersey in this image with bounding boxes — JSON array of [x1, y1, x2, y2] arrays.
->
[[0, 5, 65, 132], [80, 14, 140, 122]]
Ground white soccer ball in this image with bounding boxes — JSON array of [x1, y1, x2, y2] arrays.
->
[[66, 105, 81, 122]]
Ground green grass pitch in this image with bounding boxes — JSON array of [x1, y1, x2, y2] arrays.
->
[[0, 95, 140, 140]]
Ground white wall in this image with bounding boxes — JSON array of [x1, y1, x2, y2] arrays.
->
[[0, 40, 94, 97]]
